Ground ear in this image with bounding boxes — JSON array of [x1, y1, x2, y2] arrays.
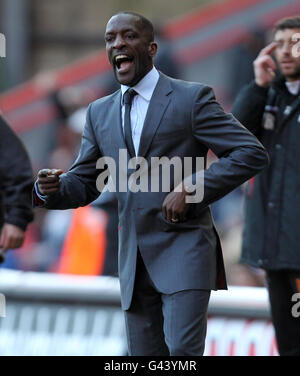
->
[[148, 42, 158, 58]]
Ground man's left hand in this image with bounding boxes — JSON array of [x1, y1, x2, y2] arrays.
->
[[162, 183, 190, 223]]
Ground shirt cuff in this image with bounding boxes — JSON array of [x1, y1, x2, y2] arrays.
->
[[34, 181, 47, 200], [32, 181, 48, 207]]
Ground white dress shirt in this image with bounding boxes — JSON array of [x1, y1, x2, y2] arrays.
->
[[121, 66, 160, 155], [285, 80, 300, 96]]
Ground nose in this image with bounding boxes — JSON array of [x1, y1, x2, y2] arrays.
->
[[282, 41, 292, 56], [113, 34, 125, 50]]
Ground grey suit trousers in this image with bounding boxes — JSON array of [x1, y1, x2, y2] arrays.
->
[[124, 249, 211, 356]]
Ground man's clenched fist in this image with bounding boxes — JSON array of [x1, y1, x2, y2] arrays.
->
[[37, 169, 63, 196]]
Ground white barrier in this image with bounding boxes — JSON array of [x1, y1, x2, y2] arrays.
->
[[0, 269, 277, 356], [0, 293, 5, 318]]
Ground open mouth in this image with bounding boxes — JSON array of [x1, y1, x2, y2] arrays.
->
[[114, 55, 134, 74]]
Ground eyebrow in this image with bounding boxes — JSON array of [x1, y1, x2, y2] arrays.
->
[[105, 28, 137, 36]]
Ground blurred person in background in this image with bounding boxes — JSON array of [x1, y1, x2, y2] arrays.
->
[[232, 16, 300, 356], [153, 25, 181, 80], [0, 114, 34, 263], [229, 27, 266, 101], [34, 12, 268, 356]]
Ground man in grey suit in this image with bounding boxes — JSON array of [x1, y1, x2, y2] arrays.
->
[[34, 12, 269, 356]]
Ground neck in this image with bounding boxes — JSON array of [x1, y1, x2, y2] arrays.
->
[[128, 64, 153, 87]]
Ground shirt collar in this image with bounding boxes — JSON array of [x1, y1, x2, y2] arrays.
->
[[285, 80, 300, 96], [121, 67, 160, 103]]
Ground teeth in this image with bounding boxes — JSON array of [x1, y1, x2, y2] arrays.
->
[[115, 55, 129, 62]]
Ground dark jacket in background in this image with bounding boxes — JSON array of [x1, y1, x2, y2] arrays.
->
[[0, 115, 34, 230], [232, 77, 300, 270]]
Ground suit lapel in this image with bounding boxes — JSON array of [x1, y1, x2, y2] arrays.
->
[[109, 90, 127, 151], [137, 73, 173, 158]]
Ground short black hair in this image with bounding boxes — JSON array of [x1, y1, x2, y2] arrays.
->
[[112, 11, 155, 42], [274, 16, 300, 33]]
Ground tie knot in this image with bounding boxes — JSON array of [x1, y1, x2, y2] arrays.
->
[[123, 89, 137, 105]]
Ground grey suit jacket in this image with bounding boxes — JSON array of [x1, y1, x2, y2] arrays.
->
[[43, 72, 268, 310]]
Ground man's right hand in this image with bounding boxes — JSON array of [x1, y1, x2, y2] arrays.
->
[[37, 169, 63, 196], [254, 42, 278, 88]]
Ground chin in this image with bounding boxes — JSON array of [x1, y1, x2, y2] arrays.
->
[[281, 66, 300, 80], [115, 73, 134, 86]]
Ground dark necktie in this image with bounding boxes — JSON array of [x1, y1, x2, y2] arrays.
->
[[123, 89, 137, 158]]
